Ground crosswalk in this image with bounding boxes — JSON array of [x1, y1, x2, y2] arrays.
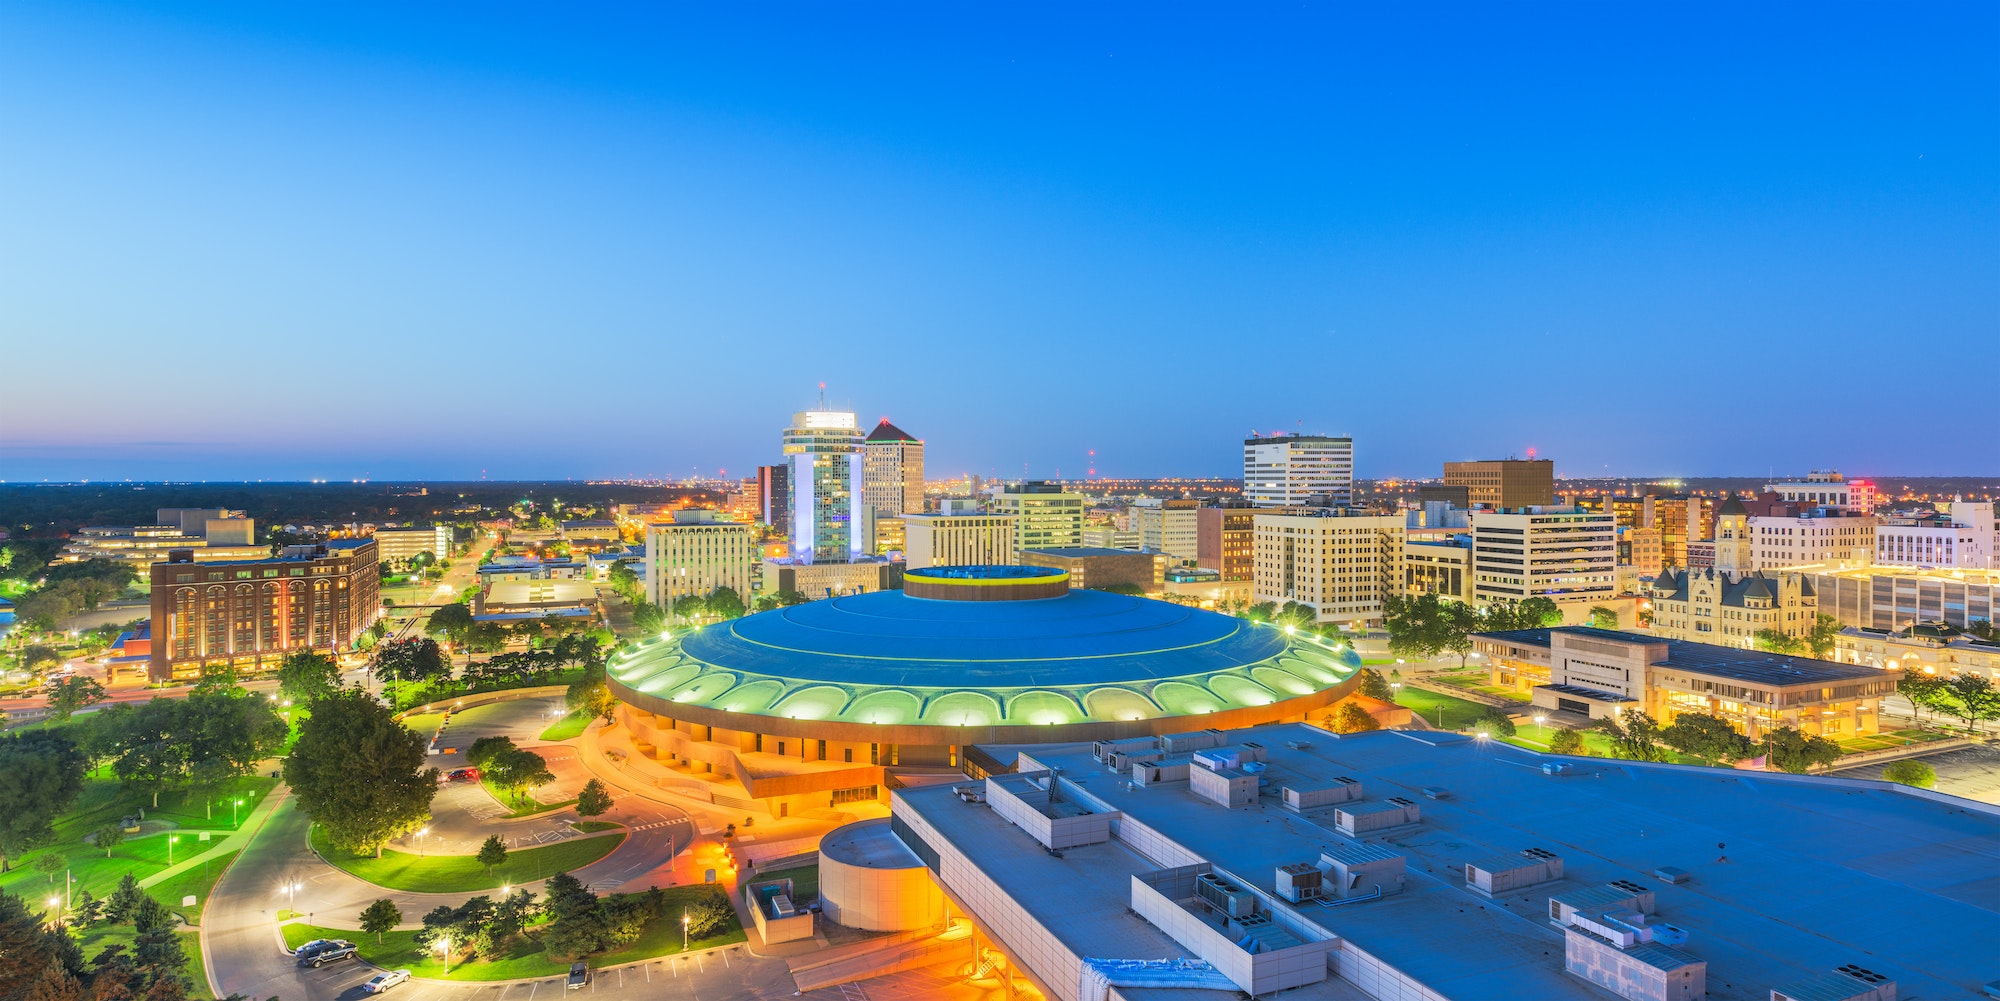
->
[[628, 818, 687, 832]]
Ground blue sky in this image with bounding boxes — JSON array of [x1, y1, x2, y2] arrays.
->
[[2, 2, 1994, 482]]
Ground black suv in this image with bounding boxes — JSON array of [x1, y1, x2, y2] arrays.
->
[[296, 940, 359, 968]]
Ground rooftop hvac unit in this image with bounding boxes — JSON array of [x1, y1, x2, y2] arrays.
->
[[1285, 740, 1312, 751], [1275, 862, 1323, 902], [1421, 786, 1450, 800], [1540, 762, 1573, 776], [1195, 872, 1258, 919], [1654, 865, 1691, 884], [1772, 966, 1899, 1001]]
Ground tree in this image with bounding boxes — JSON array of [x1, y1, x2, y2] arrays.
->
[[1882, 759, 1937, 789], [576, 779, 614, 818], [44, 676, 106, 724], [465, 735, 516, 769], [1753, 629, 1804, 656], [1966, 618, 2000, 644], [1801, 613, 1844, 659], [21, 645, 62, 673], [276, 651, 343, 705], [1593, 708, 1671, 762], [1764, 726, 1841, 774], [1587, 606, 1619, 629], [700, 586, 745, 620], [283, 688, 438, 857], [1515, 597, 1563, 628], [486, 747, 553, 805], [476, 835, 508, 876], [1327, 702, 1381, 734], [0, 732, 87, 870], [0, 890, 86, 1001], [1661, 712, 1752, 767], [629, 601, 666, 635], [1931, 675, 2000, 734], [114, 700, 191, 808], [32, 853, 65, 884], [426, 603, 475, 646], [359, 898, 402, 945], [681, 888, 737, 940], [372, 638, 449, 690], [93, 824, 125, 859], [1897, 671, 1948, 725], [1471, 707, 1516, 737], [1353, 668, 1394, 702], [1548, 729, 1585, 755]]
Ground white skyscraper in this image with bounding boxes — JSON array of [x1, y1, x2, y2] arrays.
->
[[783, 408, 867, 565], [1242, 433, 1353, 507]]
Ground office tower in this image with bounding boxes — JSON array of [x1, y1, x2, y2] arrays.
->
[[783, 408, 867, 564], [1250, 508, 1405, 624], [863, 419, 925, 522], [148, 539, 380, 682], [994, 481, 1086, 555], [1442, 459, 1555, 508], [756, 464, 791, 530], [902, 514, 1017, 570], [1469, 506, 1617, 607], [1195, 504, 1256, 584], [1242, 433, 1353, 507], [1135, 499, 1201, 564], [645, 510, 759, 611]]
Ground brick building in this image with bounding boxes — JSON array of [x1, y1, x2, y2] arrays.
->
[[148, 539, 380, 682]]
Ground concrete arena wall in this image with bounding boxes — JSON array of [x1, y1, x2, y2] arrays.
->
[[607, 671, 1364, 750]]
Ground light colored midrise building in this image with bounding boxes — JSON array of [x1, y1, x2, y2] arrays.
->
[[373, 525, 451, 565], [1874, 500, 1995, 570], [1443, 458, 1555, 509], [1252, 509, 1404, 624], [994, 481, 1086, 556], [1469, 507, 1617, 607], [1645, 568, 1817, 647], [1135, 498, 1201, 565], [644, 510, 758, 611], [862, 418, 925, 522], [901, 513, 1016, 570], [1243, 433, 1353, 507]]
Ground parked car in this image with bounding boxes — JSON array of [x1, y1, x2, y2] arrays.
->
[[362, 970, 411, 994], [293, 939, 335, 959], [446, 767, 481, 782], [296, 940, 357, 968], [566, 961, 590, 990]]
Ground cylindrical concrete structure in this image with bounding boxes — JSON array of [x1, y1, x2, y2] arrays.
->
[[818, 818, 944, 932]]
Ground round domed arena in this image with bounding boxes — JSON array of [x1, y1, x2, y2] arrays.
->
[[606, 565, 1362, 814]]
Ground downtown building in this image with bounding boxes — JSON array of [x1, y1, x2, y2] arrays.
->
[[1135, 498, 1202, 565], [1243, 433, 1353, 507], [862, 418, 925, 523], [372, 525, 452, 565], [1251, 508, 1404, 625], [761, 406, 901, 597], [148, 539, 380, 682], [1468, 506, 1618, 609], [1874, 500, 1995, 570], [1442, 458, 1555, 509], [994, 481, 1087, 556], [901, 513, 1016, 570], [644, 510, 759, 612]]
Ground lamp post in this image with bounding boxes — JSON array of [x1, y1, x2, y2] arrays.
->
[[416, 828, 429, 858], [1533, 714, 1547, 744], [48, 895, 62, 924], [232, 797, 244, 827], [681, 910, 690, 952], [437, 935, 452, 975], [167, 834, 177, 866]]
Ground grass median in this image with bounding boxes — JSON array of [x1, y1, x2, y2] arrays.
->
[[280, 885, 744, 981], [538, 710, 590, 742], [1392, 686, 1492, 731], [310, 827, 624, 893]]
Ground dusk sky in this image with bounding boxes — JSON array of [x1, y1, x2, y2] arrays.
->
[[2, 2, 1994, 482]]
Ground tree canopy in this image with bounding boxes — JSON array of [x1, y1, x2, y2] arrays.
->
[[277, 650, 343, 704], [1593, 708, 1671, 762], [0, 731, 87, 869], [283, 688, 438, 856], [1660, 712, 1751, 766], [1763, 726, 1841, 774]]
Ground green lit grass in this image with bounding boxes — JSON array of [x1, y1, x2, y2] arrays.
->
[[2, 828, 233, 901], [479, 776, 577, 818], [572, 821, 622, 834], [310, 827, 623, 893], [280, 885, 742, 980], [1835, 728, 1952, 754], [151, 849, 240, 925], [73, 926, 210, 997], [538, 711, 590, 742], [1392, 687, 1491, 731]]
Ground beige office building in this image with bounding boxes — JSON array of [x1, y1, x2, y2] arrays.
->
[[863, 419, 925, 523], [645, 511, 759, 610], [1469, 507, 1617, 608], [994, 482, 1086, 556], [1252, 509, 1405, 625], [902, 514, 1017, 570], [1404, 536, 1475, 603], [373, 526, 452, 565], [1748, 512, 1875, 571], [1135, 499, 1201, 565]]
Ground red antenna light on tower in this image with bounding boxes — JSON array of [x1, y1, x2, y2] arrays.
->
[[1527, 447, 1538, 460]]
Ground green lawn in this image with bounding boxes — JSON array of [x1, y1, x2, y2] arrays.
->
[[572, 821, 622, 834], [1503, 723, 1703, 765], [479, 776, 578, 818], [755, 864, 818, 902], [73, 925, 211, 997], [311, 827, 624, 893], [1433, 676, 1533, 702], [1836, 728, 1952, 754], [399, 711, 446, 735], [539, 711, 590, 742], [281, 885, 742, 980], [2, 827, 235, 902], [1393, 687, 1492, 731], [152, 849, 240, 926]]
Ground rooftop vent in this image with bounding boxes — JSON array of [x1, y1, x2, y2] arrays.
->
[[1772, 966, 1899, 1001], [1421, 786, 1451, 800], [1275, 862, 1323, 902], [1654, 866, 1690, 885]]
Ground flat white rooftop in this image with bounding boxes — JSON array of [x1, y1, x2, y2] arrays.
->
[[899, 723, 2000, 1000]]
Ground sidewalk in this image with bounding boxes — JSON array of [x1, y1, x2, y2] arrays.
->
[[137, 779, 291, 893]]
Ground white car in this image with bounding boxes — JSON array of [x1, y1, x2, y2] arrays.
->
[[362, 970, 411, 994]]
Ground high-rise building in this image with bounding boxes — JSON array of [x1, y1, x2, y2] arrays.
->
[[1195, 504, 1256, 584], [1251, 509, 1404, 624], [1135, 499, 1200, 564], [148, 539, 380, 682], [783, 408, 867, 564], [1242, 433, 1353, 507], [1641, 492, 1714, 568], [1469, 506, 1617, 607], [373, 525, 451, 565], [756, 464, 791, 530], [1442, 459, 1555, 509], [645, 510, 759, 612], [901, 514, 1016, 570], [994, 481, 1086, 556], [862, 419, 925, 523]]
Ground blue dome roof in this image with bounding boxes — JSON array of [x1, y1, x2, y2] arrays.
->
[[680, 588, 1287, 688]]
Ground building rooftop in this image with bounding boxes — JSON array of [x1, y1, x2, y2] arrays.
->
[[903, 722, 2000, 999], [865, 418, 919, 443], [1476, 626, 1889, 688], [1022, 546, 1152, 559]]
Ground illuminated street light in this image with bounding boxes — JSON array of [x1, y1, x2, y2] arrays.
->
[[682, 910, 691, 952]]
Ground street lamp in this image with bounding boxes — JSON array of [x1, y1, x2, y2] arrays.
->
[[1533, 714, 1547, 741], [167, 834, 177, 865], [47, 895, 62, 923], [232, 798, 245, 827], [681, 910, 691, 952], [436, 935, 452, 975], [416, 827, 429, 858]]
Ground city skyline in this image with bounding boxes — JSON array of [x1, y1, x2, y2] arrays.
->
[[3, 3, 1995, 481]]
